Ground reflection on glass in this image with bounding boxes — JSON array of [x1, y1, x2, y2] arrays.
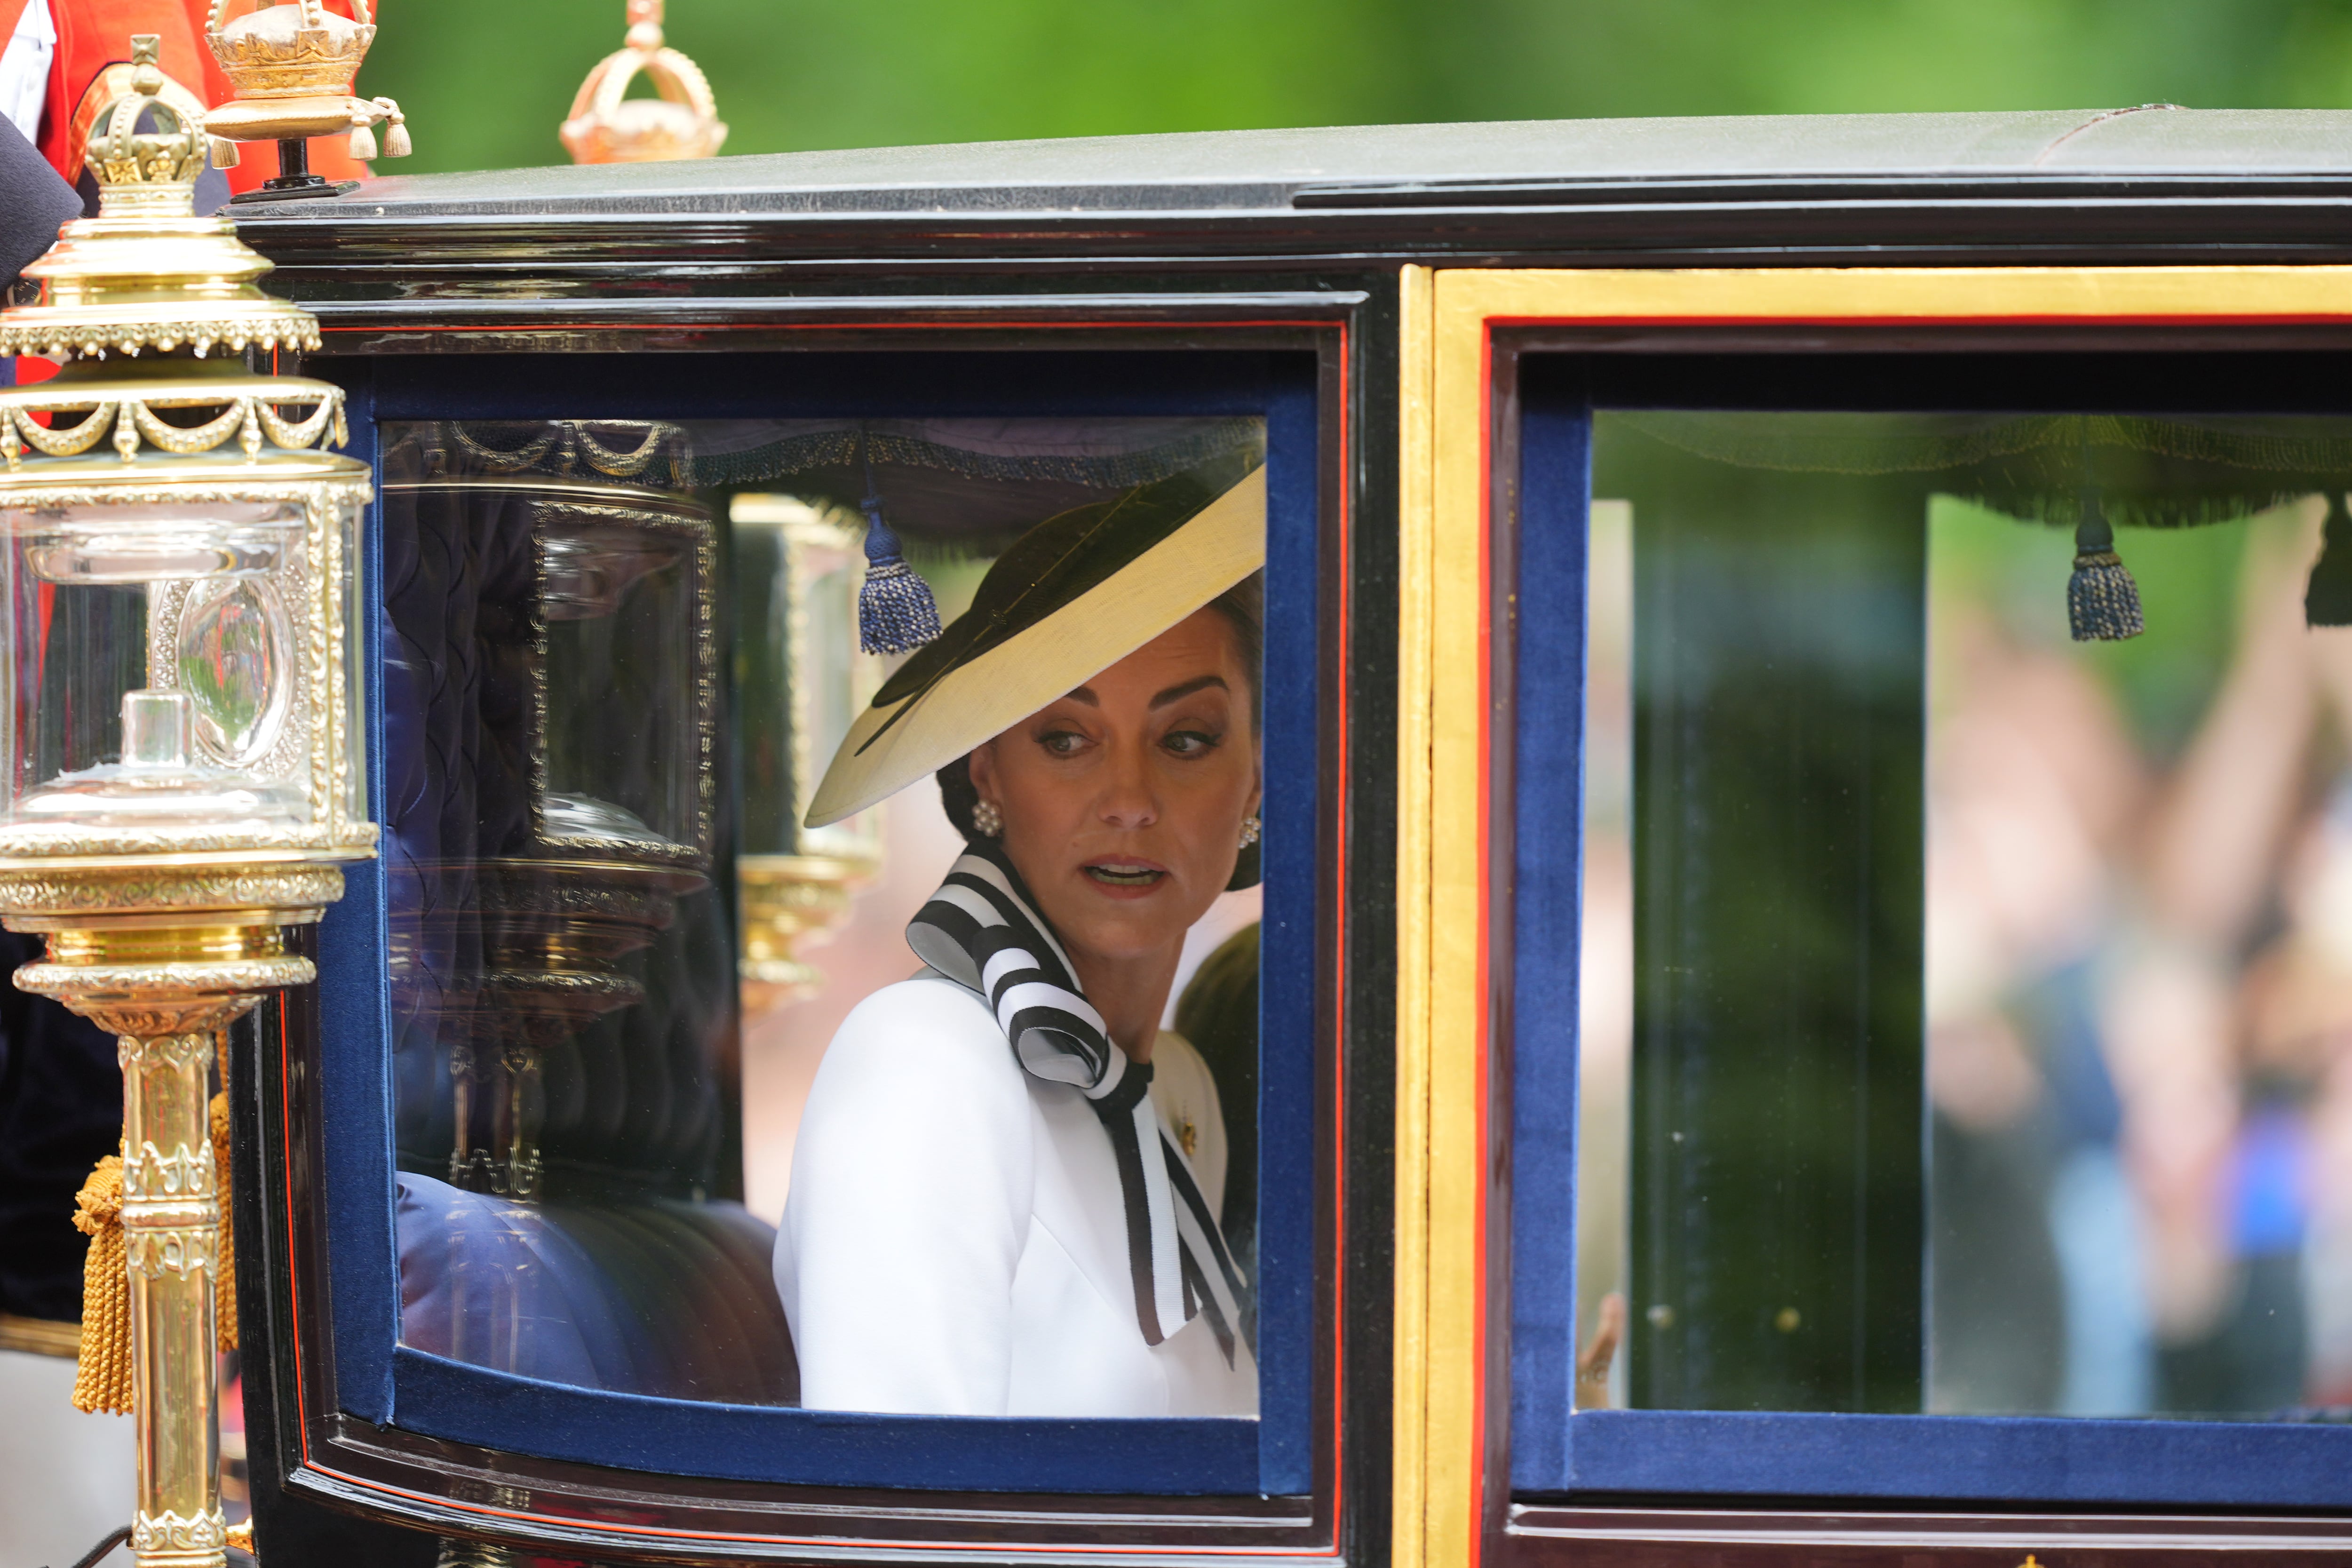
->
[[730, 494, 875, 859], [381, 422, 774, 1403], [177, 574, 291, 767], [1579, 410, 2352, 1421], [730, 495, 882, 1000], [1575, 500, 1633, 1414], [383, 416, 1269, 1418], [540, 516, 701, 854]]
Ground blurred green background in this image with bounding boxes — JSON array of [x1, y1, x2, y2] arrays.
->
[[363, 0, 2352, 176]]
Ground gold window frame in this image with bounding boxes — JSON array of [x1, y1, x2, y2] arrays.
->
[[1392, 263, 2352, 1568]]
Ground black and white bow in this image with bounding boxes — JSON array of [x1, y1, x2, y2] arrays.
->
[[906, 842, 1248, 1364]]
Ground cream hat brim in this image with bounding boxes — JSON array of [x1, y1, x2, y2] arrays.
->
[[805, 464, 1265, 828]]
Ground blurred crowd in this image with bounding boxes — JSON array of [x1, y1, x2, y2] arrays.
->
[[1929, 496, 2352, 1416]]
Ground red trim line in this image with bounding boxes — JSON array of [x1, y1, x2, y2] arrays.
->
[[319, 318, 1345, 337], [1466, 325, 1495, 1568], [1482, 312, 2352, 330]]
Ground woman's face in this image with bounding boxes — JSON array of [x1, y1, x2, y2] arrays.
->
[[969, 607, 1259, 968]]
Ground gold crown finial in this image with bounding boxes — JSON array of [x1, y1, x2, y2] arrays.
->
[[561, 0, 727, 165], [202, 1, 412, 178], [128, 32, 163, 94], [85, 34, 209, 206]]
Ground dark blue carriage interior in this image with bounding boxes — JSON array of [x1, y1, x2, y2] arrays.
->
[[1508, 353, 2352, 1509], [309, 350, 1321, 1495]]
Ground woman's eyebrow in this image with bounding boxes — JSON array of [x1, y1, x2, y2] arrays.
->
[[1149, 674, 1229, 708]]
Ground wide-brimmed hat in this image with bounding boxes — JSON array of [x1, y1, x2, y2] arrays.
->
[[805, 448, 1264, 828]]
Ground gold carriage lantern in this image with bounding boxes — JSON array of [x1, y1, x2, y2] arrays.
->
[[730, 495, 882, 1001], [561, 0, 726, 165], [0, 39, 373, 1568], [203, 0, 413, 202]]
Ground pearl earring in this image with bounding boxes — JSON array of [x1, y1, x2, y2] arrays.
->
[[1238, 814, 1260, 849], [971, 798, 1003, 838]]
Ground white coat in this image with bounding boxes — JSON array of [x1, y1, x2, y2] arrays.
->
[[774, 971, 1257, 1417]]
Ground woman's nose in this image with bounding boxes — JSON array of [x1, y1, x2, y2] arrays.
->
[[1095, 740, 1159, 829]]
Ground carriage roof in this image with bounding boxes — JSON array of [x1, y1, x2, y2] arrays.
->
[[238, 109, 2352, 222]]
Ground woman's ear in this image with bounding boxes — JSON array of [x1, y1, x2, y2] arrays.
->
[[968, 740, 999, 803]]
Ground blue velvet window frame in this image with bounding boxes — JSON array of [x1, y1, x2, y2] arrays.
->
[[312, 350, 1322, 1496], [1507, 377, 2352, 1508]]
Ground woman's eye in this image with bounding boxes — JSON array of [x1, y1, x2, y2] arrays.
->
[[1039, 729, 1088, 756], [1162, 728, 1222, 756]]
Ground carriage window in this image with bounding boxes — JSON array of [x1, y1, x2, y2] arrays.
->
[[1575, 411, 2352, 1420], [381, 416, 1267, 1417]]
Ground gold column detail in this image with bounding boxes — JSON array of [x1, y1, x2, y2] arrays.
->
[[120, 1027, 225, 1568], [12, 921, 322, 1568]]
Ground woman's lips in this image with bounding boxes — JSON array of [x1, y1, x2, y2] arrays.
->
[[1082, 859, 1169, 899]]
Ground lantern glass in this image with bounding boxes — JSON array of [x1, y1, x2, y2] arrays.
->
[[540, 515, 703, 854], [0, 497, 322, 838]]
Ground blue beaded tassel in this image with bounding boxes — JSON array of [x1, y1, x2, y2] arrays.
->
[[857, 445, 943, 656], [2067, 496, 2143, 642]]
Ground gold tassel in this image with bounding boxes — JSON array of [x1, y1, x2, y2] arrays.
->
[[70, 1156, 131, 1415], [211, 1091, 236, 1352]]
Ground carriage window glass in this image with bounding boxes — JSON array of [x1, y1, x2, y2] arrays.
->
[[1575, 411, 2352, 1419], [382, 417, 1267, 1416]]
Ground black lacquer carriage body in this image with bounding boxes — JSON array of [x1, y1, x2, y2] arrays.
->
[[227, 111, 2352, 1568]]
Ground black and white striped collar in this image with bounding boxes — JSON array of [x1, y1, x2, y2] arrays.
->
[[907, 841, 1248, 1363]]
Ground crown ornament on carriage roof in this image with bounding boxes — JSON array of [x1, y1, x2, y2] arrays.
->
[[203, 0, 412, 185], [561, 0, 727, 165]]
